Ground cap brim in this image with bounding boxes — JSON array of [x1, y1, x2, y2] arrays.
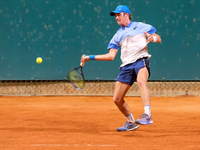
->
[[110, 11, 121, 16]]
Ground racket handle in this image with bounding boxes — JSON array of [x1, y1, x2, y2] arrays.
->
[[80, 62, 84, 67]]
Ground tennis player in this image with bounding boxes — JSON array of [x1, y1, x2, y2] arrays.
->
[[81, 5, 161, 131]]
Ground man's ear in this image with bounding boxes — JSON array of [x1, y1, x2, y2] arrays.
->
[[125, 13, 129, 19]]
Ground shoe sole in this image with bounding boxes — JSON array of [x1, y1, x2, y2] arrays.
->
[[117, 125, 139, 132], [135, 120, 153, 125]]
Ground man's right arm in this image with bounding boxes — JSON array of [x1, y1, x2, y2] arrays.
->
[[81, 48, 118, 63]]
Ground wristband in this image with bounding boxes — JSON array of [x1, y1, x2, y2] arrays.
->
[[153, 36, 157, 42], [89, 55, 95, 60]]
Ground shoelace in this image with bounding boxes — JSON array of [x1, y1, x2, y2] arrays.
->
[[122, 122, 129, 127], [139, 113, 148, 119]]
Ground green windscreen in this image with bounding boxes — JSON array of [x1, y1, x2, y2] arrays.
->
[[0, 0, 199, 80]]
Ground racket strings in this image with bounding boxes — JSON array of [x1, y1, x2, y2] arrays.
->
[[68, 69, 84, 89]]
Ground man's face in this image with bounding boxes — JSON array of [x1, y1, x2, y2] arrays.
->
[[114, 12, 127, 26]]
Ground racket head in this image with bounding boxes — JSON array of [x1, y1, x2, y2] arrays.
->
[[67, 67, 85, 90]]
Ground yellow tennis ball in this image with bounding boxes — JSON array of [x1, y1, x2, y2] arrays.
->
[[36, 57, 42, 64]]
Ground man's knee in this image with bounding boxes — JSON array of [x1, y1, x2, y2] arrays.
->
[[137, 78, 147, 89], [113, 97, 124, 106]]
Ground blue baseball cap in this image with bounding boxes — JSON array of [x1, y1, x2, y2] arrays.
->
[[110, 5, 130, 16]]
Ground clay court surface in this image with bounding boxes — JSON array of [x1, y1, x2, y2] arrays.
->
[[0, 96, 199, 150]]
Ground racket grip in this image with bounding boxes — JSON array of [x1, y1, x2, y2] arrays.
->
[[80, 62, 84, 67]]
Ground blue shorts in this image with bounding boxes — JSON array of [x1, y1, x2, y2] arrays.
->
[[116, 57, 150, 86]]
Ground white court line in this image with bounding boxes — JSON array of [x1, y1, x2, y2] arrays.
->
[[29, 144, 200, 147], [30, 144, 117, 147]]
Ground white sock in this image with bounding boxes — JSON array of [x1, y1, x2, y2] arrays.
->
[[144, 105, 151, 116]]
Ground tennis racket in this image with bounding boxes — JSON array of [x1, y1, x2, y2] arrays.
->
[[68, 62, 85, 90]]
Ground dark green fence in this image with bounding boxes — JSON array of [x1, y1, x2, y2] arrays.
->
[[0, 0, 199, 80]]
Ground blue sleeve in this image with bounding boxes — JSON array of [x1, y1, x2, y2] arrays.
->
[[148, 26, 157, 35], [107, 31, 120, 50], [107, 43, 119, 50]]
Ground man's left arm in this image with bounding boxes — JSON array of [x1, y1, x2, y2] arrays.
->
[[152, 33, 161, 43], [144, 31, 161, 44]]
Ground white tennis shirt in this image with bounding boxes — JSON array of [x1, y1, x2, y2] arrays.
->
[[107, 21, 156, 67]]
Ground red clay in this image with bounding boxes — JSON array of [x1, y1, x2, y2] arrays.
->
[[0, 96, 199, 150]]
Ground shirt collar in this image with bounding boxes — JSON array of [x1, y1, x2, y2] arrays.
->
[[121, 21, 133, 30]]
